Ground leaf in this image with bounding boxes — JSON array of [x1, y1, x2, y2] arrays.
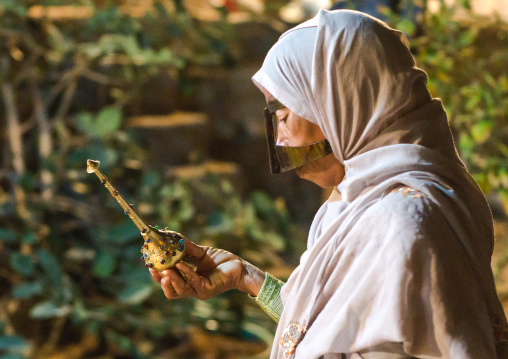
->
[[0, 1, 28, 17], [498, 191, 508, 216], [250, 192, 275, 219], [206, 211, 233, 234], [19, 173, 35, 192], [46, 22, 73, 56], [11, 282, 43, 299], [141, 170, 161, 189], [75, 112, 96, 136], [471, 121, 491, 144], [107, 220, 140, 244], [95, 106, 122, 135], [0, 353, 29, 359], [71, 301, 90, 322], [92, 251, 116, 277], [75, 107, 122, 138], [458, 134, 474, 158], [155, 48, 173, 64], [178, 202, 194, 221], [105, 331, 137, 353], [0, 335, 29, 351], [117, 281, 153, 304], [458, 0, 472, 10], [38, 249, 62, 288], [30, 302, 71, 319], [122, 35, 139, 57], [376, 5, 392, 17], [396, 19, 416, 36], [9, 253, 35, 277], [248, 228, 286, 251], [259, 232, 285, 251], [0, 229, 17, 243], [459, 30, 476, 47], [21, 232, 37, 244]]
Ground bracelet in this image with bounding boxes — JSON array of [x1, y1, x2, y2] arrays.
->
[[250, 272, 285, 323]]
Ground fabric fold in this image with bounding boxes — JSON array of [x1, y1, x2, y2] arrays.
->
[[252, 8, 506, 359]]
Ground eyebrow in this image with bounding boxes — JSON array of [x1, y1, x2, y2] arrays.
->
[[267, 99, 286, 114]]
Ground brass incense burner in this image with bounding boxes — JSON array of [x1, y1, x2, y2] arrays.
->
[[87, 159, 191, 271]]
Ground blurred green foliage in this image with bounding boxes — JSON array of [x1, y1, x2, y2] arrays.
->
[[378, 0, 508, 210], [344, 0, 508, 301], [0, 1, 286, 357], [2, 0, 508, 357]]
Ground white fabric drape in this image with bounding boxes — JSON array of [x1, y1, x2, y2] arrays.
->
[[252, 9, 507, 359]]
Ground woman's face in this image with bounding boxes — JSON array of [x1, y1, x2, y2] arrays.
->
[[271, 104, 326, 147], [259, 86, 345, 188], [261, 87, 325, 148]]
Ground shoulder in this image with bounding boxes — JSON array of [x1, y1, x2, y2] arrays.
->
[[366, 186, 436, 224], [344, 186, 451, 255], [360, 186, 439, 225]]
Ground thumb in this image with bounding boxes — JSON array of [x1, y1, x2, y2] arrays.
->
[[179, 235, 206, 259]]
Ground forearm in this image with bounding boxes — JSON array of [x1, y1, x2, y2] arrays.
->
[[237, 259, 266, 296], [252, 272, 285, 322], [236, 260, 285, 322]]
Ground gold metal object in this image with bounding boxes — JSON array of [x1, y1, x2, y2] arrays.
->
[[264, 102, 333, 174], [87, 159, 193, 271]]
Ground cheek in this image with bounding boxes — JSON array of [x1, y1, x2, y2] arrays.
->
[[309, 124, 326, 142], [292, 121, 325, 145], [284, 111, 326, 146]]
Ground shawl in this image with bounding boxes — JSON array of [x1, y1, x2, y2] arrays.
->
[[252, 9, 507, 359]]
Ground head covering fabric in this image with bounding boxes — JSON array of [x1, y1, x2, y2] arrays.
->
[[252, 9, 507, 359], [252, 9, 457, 164]]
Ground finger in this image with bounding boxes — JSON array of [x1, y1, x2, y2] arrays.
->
[[149, 268, 163, 284], [163, 269, 191, 297], [160, 276, 178, 299], [176, 262, 198, 284], [176, 262, 209, 298]]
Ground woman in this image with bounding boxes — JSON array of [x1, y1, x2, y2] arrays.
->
[[150, 9, 508, 358]]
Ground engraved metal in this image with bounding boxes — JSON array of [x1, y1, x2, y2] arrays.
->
[[87, 159, 195, 271]]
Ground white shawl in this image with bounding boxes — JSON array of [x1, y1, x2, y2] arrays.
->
[[252, 9, 507, 359]]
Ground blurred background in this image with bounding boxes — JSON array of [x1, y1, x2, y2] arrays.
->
[[0, 0, 507, 358]]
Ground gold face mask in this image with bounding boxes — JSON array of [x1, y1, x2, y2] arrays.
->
[[264, 100, 333, 174]]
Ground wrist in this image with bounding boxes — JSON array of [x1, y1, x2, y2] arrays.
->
[[237, 259, 265, 297]]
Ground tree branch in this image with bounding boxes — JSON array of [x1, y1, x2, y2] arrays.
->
[[53, 78, 77, 124], [81, 67, 126, 86], [1, 80, 25, 175], [30, 75, 54, 201], [52, 79, 77, 176], [27, 193, 95, 223]]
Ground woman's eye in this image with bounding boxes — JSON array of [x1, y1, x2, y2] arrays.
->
[[275, 109, 289, 123]]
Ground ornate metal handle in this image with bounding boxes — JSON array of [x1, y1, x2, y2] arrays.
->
[[87, 159, 192, 271]]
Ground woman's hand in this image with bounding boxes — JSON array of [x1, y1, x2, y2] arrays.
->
[[149, 235, 265, 300]]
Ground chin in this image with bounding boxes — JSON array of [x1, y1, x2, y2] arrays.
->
[[295, 160, 343, 189], [296, 167, 327, 188]]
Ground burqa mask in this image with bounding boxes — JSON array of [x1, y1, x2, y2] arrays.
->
[[264, 99, 333, 174]]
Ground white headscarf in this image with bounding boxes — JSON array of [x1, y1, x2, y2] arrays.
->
[[252, 9, 507, 359]]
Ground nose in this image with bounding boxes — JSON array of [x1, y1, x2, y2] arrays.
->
[[275, 121, 286, 146]]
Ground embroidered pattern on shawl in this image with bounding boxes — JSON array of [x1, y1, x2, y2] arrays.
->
[[252, 9, 507, 359]]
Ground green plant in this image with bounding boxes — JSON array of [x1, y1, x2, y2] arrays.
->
[[0, 1, 289, 357], [376, 0, 508, 299], [377, 0, 508, 208]]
